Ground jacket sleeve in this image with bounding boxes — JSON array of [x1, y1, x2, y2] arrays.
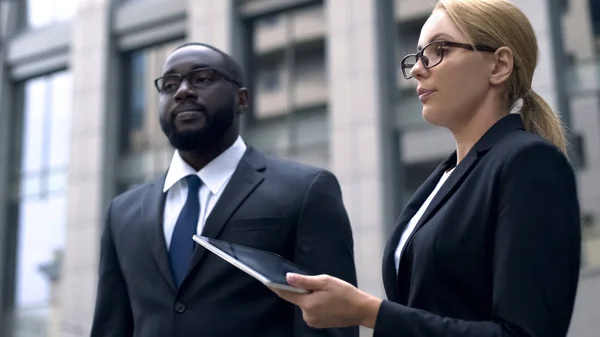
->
[[293, 170, 360, 337], [90, 200, 134, 337], [373, 142, 581, 337]]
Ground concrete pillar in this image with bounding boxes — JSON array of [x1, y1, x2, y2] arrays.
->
[[512, 0, 565, 117], [326, 0, 399, 335], [187, 0, 236, 54], [60, 0, 112, 334]]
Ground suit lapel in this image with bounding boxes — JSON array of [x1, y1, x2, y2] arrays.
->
[[184, 148, 266, 281], [400, 114, 526, 247], [383, 114, 526, 300], [381, 159, 450, 302], [397, 152, 479, 264], [140, 174, 177, 292]]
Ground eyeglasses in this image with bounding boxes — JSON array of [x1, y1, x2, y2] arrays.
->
[[154, 67, 241, 93], [400, 40, 497, 79]]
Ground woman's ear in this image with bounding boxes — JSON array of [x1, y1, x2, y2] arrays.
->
[[489, 46, 514, 86]]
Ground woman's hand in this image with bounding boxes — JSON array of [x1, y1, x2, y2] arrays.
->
[[269, 273, 383, 329]]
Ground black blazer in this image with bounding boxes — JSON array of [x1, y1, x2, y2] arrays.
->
[[90, 147, 359, 337], [374, 114, 581, 337]]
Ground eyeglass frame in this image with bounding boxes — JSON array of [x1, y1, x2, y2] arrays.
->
[[400, 40, 498, 80], [154, 67, 243, 94]]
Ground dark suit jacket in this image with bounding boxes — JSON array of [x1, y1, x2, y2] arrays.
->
[[374, 114, 581, 337], [90, 147, 359, 337]]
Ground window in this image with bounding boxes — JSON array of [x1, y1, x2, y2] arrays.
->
[[244, 4, 330, 168], [118, 40, 184, 192], [260, 69, 280, 92], [129, 51, 146, 131], [11, 71, 72, 337], [403, 159, 442, 200], [26, 0, 78, 29], [590, 0, 600, 54], [590, 0, 600, 37], [256, 14, 280, 27], [12, 72, 71, 198], [244, 106, 329, 168]]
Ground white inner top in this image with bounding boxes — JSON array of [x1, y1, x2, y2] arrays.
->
[[394, 167, 455, 272]]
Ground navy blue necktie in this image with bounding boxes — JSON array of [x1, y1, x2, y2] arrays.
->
[[168, 175, 201, 288]]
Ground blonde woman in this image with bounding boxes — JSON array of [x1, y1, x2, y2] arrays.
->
[[271, 0, 582, 336]]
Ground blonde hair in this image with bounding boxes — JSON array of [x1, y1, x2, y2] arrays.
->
[[435, 0, 568, 154]]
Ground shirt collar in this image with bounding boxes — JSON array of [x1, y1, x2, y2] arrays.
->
[[163, 136, 247, 194]]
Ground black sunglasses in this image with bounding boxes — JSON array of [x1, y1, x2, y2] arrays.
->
[[154, 67, 242, 93], [400, 40, 498, 79]]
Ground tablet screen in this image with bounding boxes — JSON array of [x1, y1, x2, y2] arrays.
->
[[199, 236, 313, 285]]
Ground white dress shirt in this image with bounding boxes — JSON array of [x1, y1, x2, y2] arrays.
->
[[394, 167, 455, 272], [162, 136, 247, 249]]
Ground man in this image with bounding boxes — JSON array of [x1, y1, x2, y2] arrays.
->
[[90, 42, 359, 337]]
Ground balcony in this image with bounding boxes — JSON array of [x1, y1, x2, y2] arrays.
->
[[566, 58, 600, 96], [291, 5, 327, 42], [254, 55, 327, 118], [395, 0, 435, 21], [255, 75, 328, 118], [254, 5, 326, 54], [244, 106, 329, 168]]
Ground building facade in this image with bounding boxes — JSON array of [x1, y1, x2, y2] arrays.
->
[[0, 0, 598, 336]]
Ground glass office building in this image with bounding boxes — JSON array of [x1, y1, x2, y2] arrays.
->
[[0, 0, 598, 336]]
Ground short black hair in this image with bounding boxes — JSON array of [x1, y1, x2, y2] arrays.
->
[[173, 42, 245, 87]]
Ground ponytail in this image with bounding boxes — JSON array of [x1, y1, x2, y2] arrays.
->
[[519, 90, 568, 155]]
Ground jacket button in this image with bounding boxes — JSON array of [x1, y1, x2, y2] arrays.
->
[[174, 302, 186, 313]]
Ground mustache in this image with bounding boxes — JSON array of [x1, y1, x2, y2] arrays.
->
[[170, 102, 207, 116]]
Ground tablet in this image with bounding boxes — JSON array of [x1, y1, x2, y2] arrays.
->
[[192, 235, 313, 294]]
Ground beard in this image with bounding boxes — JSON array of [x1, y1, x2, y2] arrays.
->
[[160, 106, 234, 151]]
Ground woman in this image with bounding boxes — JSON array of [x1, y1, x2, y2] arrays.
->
[[271, 0, 582, 336]]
